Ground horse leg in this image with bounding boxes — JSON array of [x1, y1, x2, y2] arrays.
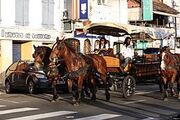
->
[[71, 81, 78, 104], [169, 70, 178, 97], [105, 83, 110, 101], [76, 77, 84, 105], [101, 75, 110, 101], [51, 81, 58, 102], [177, 78, 180, 99], [161, 77, 168, 101], [67, 79, 72, 93], [169, 82, 176, 97], [163, 82, 169, 101], [158, 77, 164, 93], [89, 77, 97, 101], [81, 78, 90, 98]]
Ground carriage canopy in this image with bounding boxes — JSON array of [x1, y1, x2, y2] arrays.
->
[[83, 22, 132, 37]]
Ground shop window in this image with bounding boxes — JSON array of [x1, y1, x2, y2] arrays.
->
[[15, 0, 29, 26], [42, 0, 54, 28], [65, 38, 80, 53], [84, 39, 91, 54], [94, 40, 100, 53], [13, 43, 21, 62]]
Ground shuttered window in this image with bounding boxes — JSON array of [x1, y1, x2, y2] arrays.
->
[[42, 0, 54, 28], [15, 0, 29, 26]]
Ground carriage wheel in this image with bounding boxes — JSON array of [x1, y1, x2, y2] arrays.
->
[[122, 75, 136, 98]]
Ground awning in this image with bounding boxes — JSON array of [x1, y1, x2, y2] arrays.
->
[[153, 11, 180, 18], [129, 25, 175, 40], [83, 22, 132, 37]]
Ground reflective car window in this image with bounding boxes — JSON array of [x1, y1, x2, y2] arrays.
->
[[6, 61, 19, 76]]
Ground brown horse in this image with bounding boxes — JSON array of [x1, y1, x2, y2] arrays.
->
[[81, 54, 111, 101], [49, 37, 110, 105], [32, 45, 52, 72], [160, 46, 180, 100], [32, 45, 67, 101]]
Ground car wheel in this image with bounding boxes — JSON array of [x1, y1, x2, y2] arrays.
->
[[5, 81, 12, 94], [27, 81, 36, 94]]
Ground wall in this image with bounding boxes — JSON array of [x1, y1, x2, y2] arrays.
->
[[89, 0, 128, 24], [1, 0, 15, 26], [21, 42, 43, 60], [0, 40, 12, 85]]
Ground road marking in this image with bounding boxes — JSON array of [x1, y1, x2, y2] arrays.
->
[[6, 111, 77, 120], [135, 90, 159, 95], [74, 114, 121, 120], [0, 107, 39, 115], [142, 117, 155, 120], [123, 99, 146, 104], [0, 105, 6, 107], [0, 99, 20, 104], [0, 98, 28, 104]]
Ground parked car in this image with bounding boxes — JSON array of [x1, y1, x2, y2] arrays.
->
[[5, 60, 69, 94]]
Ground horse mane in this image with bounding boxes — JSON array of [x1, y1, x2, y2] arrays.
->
[[53, 38, 80, 54], [64, 40, 77, 53]]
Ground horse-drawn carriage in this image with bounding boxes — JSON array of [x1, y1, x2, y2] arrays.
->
[[84, 22, 162, 98], [84, 22, 137, 98]]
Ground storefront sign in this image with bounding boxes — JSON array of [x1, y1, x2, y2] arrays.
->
[[0, 28, 59, 41]]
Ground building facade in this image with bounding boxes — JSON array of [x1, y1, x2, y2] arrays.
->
[[0, 0, 64, 83], [62, 0, 129, 53]]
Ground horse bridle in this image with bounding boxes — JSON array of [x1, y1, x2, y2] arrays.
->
[[50, 40, 65, 63]]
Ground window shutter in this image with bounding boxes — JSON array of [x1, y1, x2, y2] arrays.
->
[[42, 0, 54, 28], [24, 0, 29, 26], [15, 0, 23, 25], [42, 0, 48, 28], [15, 0, 29, 26], [48, 0, 54, 28]]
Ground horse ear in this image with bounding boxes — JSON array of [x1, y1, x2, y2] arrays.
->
[[56, 37, 59, 42], [33, 45, 37, 50], [62, 36, 65, 41]]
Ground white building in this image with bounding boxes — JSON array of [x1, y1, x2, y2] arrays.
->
[[63, 0, 128, 52], [0, 0, 64, 83]]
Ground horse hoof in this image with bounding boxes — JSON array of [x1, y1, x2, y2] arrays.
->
[[163, 98, 168, 101], [73, 102, 80, 106], [51, 100, 57, 102]]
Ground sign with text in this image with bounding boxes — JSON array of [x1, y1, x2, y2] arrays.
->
[[0, 27, 59, 41], [142, 0, 153, 21], [79, 0, 88, 20]]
